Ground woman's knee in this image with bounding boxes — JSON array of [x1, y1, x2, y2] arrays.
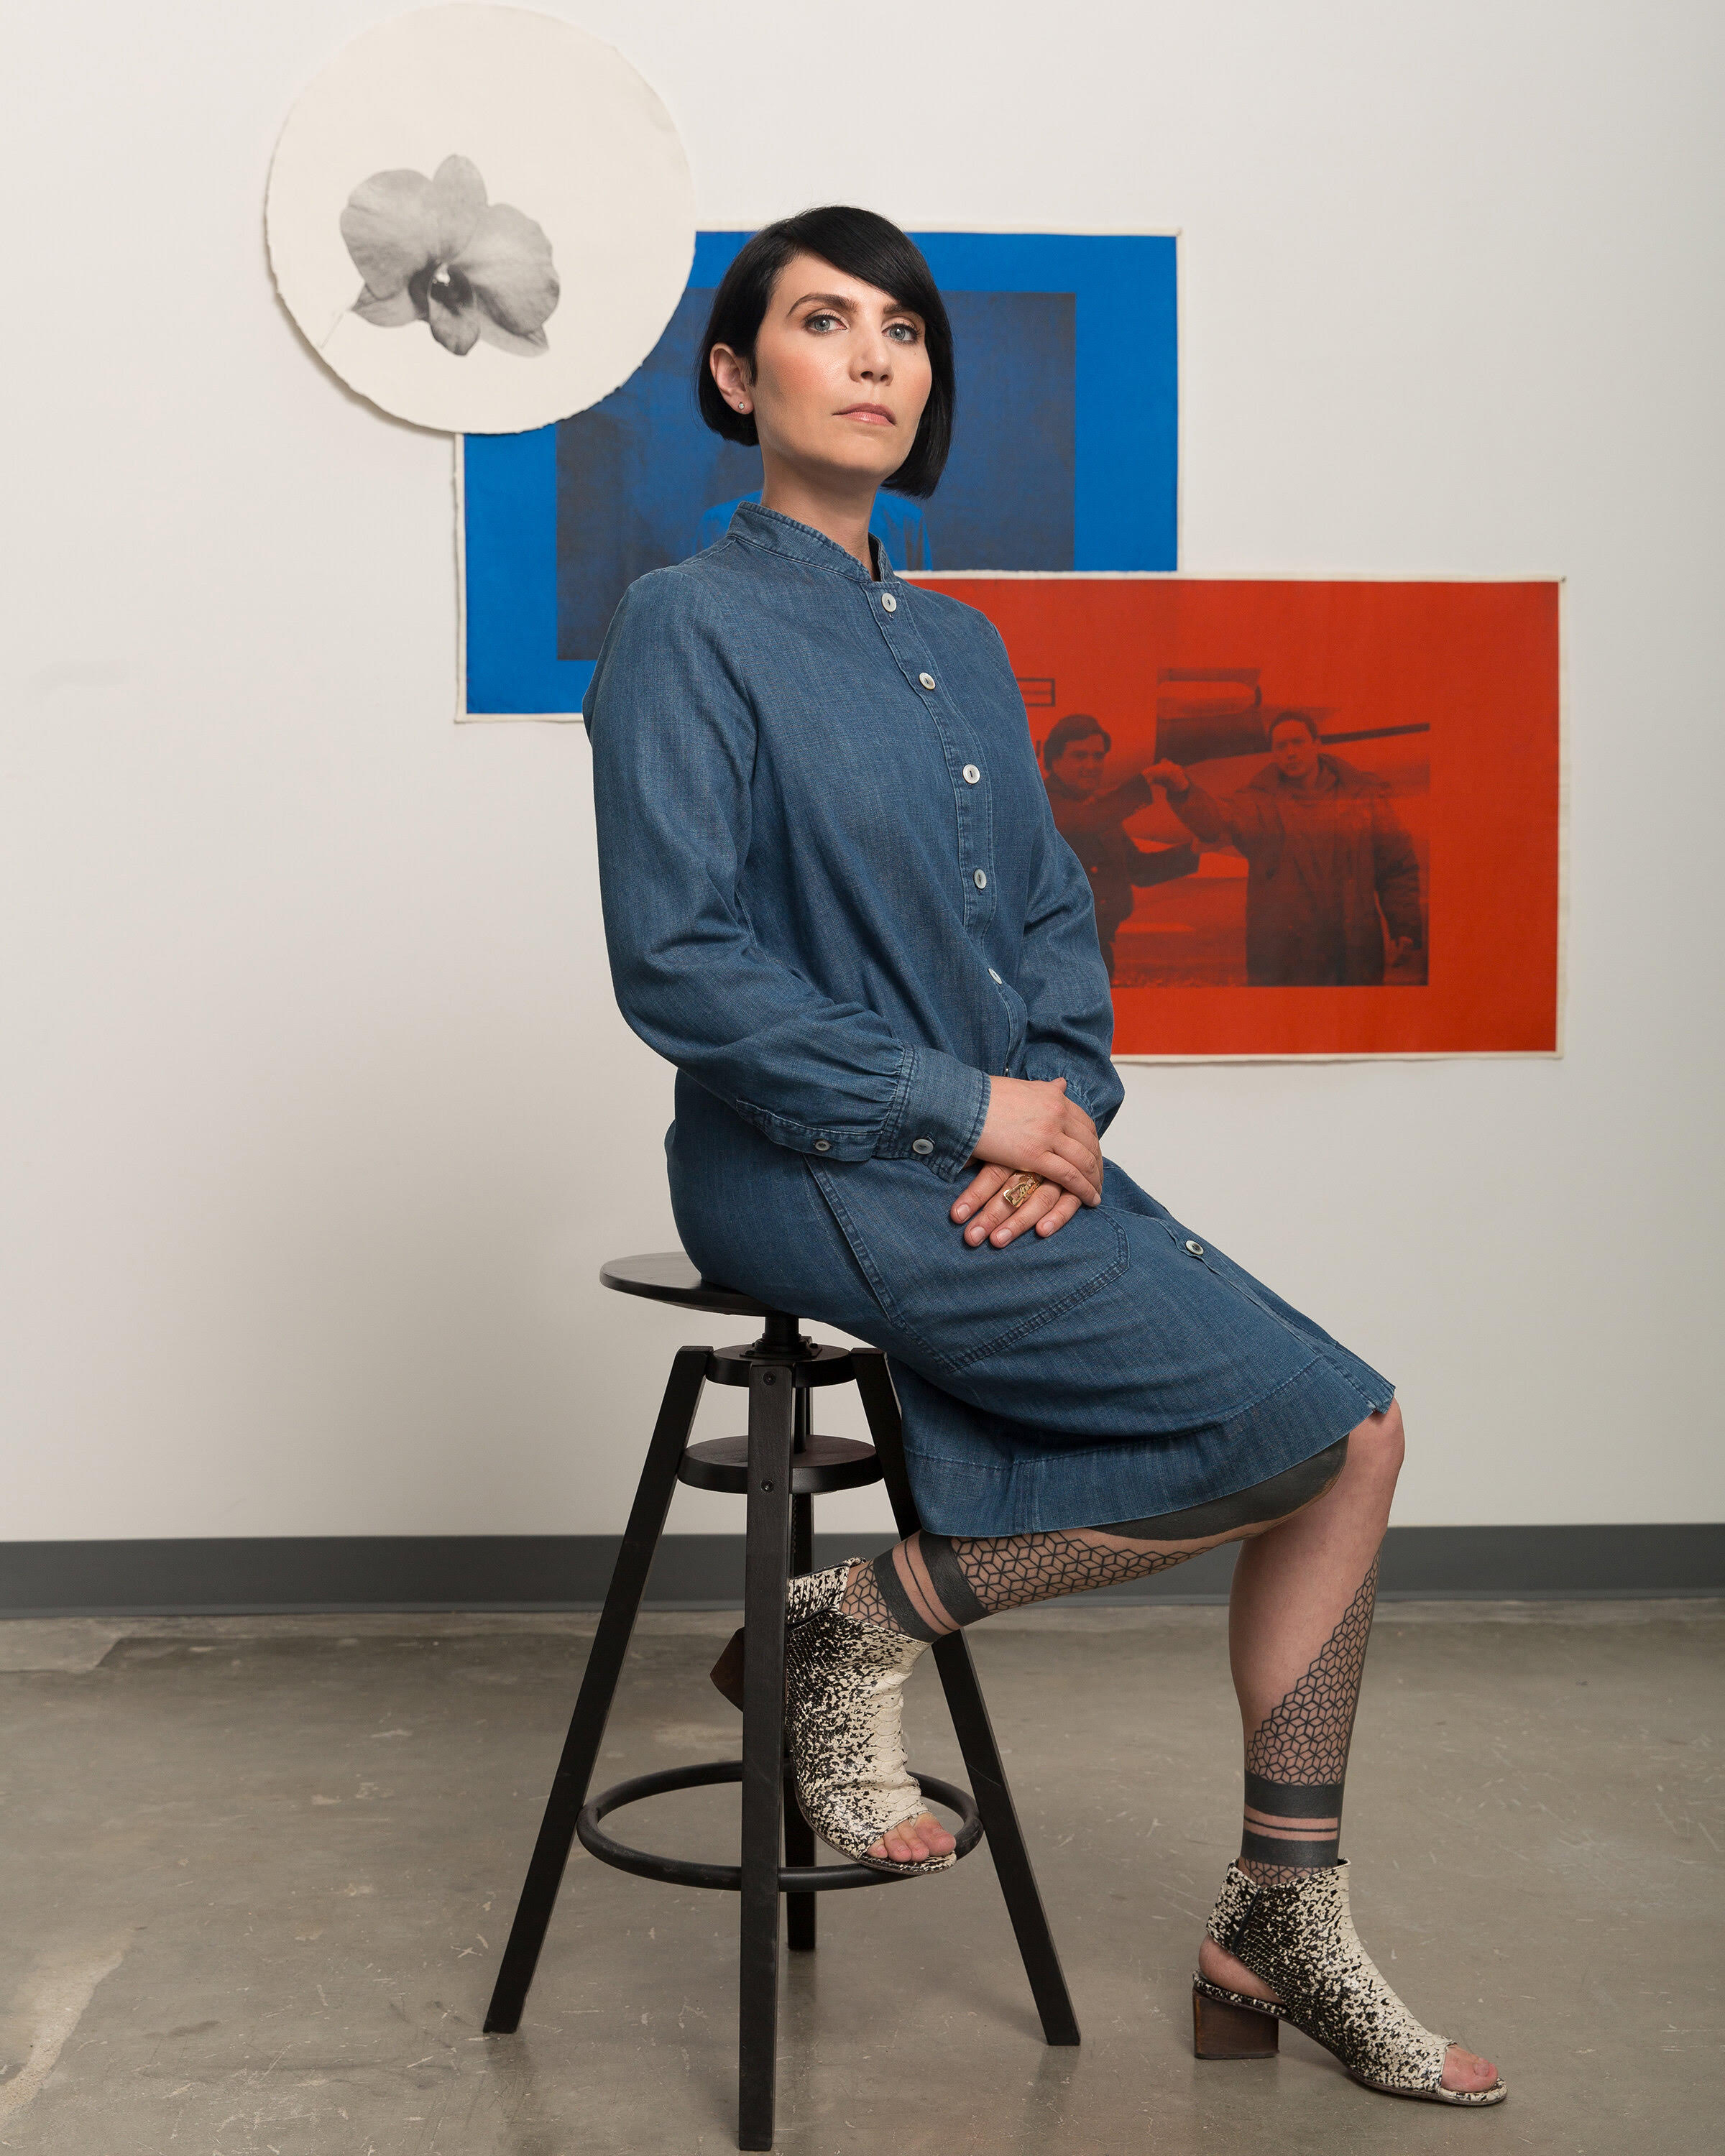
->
[[1350, 1395, 1405, 1482]]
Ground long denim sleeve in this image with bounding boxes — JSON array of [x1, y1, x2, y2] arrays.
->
[[582, 502, 1120, 1185]]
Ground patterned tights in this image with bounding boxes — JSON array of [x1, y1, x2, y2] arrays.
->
[[1237, 1554, 1379, 1881], [837, 1527, 1382, 1881], [840, 1528, 1197, 1636]]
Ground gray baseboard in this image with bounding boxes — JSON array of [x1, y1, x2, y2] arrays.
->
[[1, 1524, 1721, 1618]]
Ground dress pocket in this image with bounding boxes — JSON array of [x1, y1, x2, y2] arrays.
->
[[806, 1156, 1129, 1376]]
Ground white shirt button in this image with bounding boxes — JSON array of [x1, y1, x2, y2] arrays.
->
[[1185, 1238, 1205, 1256], [973, 868, 988, 890], [880, 593, 898, 612], [962, 763, 980, 783], [988, 967, 1003, 983], [911, 1137, 934, 1156], [919, 672, 937, 690], [814, 1139, 830, 1151]]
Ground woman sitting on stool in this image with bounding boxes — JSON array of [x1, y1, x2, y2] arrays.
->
[[581, 205, 1503, 2112]]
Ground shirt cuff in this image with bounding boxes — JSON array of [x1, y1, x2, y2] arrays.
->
[[875, 1046, 990, 1181]]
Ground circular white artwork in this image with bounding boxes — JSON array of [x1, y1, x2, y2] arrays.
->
[[266, 5, 695, 434]]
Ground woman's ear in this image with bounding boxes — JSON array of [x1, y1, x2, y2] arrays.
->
[[709, 343, 754, 416]]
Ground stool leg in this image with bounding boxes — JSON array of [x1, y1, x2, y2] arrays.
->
[[852, 1349, 1082, 2049], [783, 1481, 818, 1953], [738, 1362, 795, 2150], [483, 1344, 709, 2035]]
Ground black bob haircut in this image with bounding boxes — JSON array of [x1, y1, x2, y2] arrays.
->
[[1041, 712, 1111, 770], [694, 207, 954, 499]]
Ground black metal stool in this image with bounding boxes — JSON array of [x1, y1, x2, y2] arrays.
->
[[482, 1250, 1079, 2150]]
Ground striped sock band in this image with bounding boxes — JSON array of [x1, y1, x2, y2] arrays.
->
[[1239, 1772, 1344, 1870], [916, 1534, 990, 1626], [868, 1549, 943, 1641]]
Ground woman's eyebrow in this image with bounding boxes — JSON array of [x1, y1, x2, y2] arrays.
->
[[786, 290, 921, 322]]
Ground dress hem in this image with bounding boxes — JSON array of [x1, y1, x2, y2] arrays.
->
[[897, 1347, 1395, 1539]]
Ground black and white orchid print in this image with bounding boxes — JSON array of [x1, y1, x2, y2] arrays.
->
[[340, 154, 558, 357]]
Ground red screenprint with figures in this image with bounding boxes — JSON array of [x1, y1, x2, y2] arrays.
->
[[911, 576, 1562, 1059]]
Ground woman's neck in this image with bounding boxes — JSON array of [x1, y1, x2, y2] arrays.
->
[[758, 459, 878, 575]]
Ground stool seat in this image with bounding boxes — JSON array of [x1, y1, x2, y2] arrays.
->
[[601, 1249, 776, 1317]]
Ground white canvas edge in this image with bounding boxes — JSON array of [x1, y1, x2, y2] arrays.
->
[[453, 435, 467, 724]]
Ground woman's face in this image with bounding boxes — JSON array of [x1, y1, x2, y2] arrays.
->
[[710, 252, 933, 491]]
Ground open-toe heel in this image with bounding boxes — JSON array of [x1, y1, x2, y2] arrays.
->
[[1192, 1981, 1280, 2059], [1197, 1861, 1506, 2106]]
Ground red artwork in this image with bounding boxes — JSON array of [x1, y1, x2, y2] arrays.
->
[[913, 576, 1562, 1058]]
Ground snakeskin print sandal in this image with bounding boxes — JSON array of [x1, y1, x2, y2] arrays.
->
[[1192, 1861, 1506, 2106], [709, 1562, 954, 1876]]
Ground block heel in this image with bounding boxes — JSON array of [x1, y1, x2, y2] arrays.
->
[[709, 1626, 746, 1711], [1192, 1978, 1280, 2058], [1200, 1861, 1506, 2106]]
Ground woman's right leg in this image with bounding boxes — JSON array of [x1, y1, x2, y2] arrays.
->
[[1202, 1399, 1501, 2097]]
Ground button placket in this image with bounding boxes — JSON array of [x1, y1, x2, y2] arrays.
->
[[868, 586, 995, 936]]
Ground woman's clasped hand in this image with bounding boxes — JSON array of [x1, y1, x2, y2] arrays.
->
[[950, 1074, 1103, 1248]]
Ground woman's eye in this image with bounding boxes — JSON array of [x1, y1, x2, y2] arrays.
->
[[805, 312, 841, 332], [887, 321, 919, 341]]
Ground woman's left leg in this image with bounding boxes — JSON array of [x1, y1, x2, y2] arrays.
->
[[800, 1444, 1351, 1868]]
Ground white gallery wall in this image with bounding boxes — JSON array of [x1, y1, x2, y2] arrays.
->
[[4, 0, 1721, 1545]]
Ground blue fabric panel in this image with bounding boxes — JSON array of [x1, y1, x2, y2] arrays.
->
[[463, 232, 1177, 715]]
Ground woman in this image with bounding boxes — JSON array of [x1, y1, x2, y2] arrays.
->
[[583, 206, 1503, 2109]]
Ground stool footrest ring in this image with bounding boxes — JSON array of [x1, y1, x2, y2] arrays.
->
[[576, 1759, 983, 1892]]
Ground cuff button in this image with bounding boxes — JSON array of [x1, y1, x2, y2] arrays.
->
[[814, 1140, 831, 1151], [911, 1138, 935, 1156]]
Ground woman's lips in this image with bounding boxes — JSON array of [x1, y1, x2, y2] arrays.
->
[[839, 405, 894, 425]]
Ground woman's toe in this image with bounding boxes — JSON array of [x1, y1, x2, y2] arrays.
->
[[870, 1812, 952, 1865], [906, 1810, 954, 1858], [1441, 2044, 1499, 2093]]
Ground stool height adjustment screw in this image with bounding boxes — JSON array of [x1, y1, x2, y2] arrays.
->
[[760, 1480, 774, 1492]]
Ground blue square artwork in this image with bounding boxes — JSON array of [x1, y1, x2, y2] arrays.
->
[[461, 232, 1176, 715]]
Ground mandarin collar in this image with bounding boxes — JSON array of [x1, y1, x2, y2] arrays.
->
[[727, 500, 894, 588]]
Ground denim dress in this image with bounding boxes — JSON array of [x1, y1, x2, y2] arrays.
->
[[583, 504, 1394, 1535]]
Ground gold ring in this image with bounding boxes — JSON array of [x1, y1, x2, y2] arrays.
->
[[1000, 1173, 1043, 1211]]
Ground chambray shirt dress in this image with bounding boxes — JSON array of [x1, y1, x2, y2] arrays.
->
[[583, 503, 1393, 1537]]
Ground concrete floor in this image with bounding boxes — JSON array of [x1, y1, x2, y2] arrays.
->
[[0, 1602, 1719, 2155]]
